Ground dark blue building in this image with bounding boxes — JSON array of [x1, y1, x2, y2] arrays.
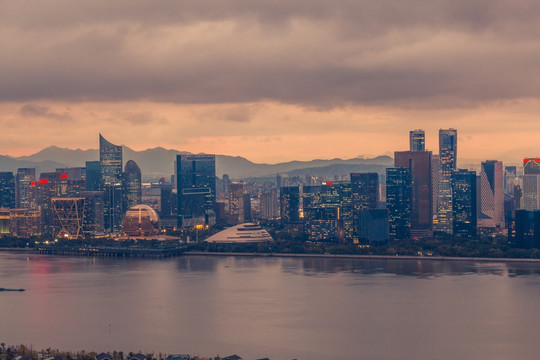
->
[[386, 167, 411, 240], [452, 169, 477, 237], [176, 154, 216, 227]]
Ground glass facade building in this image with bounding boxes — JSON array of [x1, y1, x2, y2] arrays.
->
[[452, 169, 477, 237], [99, 134, 123, 186], [438, 128, 457, 233], [176, 154, 216, 227], [386, 167, 411, 240]]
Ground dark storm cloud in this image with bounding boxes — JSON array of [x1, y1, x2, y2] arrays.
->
[[2, 0, 540, 108]]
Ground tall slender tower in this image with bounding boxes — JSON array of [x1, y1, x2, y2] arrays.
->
[[99, 134, 123, 186], [478, 160, 504, 230], [438, 129, 457, 233], [409, 129, 425, 151], [16, 168, 36, 209]]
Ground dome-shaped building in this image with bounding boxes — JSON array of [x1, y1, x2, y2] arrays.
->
[[122, 205, 160, 236]]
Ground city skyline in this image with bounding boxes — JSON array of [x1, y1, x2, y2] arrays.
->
[[2, 2, 540, 163]]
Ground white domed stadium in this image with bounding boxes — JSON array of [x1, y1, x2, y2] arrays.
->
[[205, 223, 273, 244], [122, 204, 160, 236]]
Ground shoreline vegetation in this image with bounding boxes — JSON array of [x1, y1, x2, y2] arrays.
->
[[2, 230, 540, 263], [0, 344, 229, 360]]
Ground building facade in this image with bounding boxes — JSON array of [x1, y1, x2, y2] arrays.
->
[[438, 128, 457, 233]]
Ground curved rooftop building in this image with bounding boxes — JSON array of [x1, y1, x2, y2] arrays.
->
[[99, 134, 122, 185], [205, 223, 273, 244], [122, 204, 160, 236]]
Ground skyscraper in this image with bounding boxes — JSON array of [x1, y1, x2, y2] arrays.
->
[[85, 161, 101, 191], [350, 172, 378, 241], [99, 134, 123, 186], [522, 159, 540, 210], [280, 185, 300, 223], [409, 129, 425, 151], [176, 154, 216, 227], [124, 160, 142, 209], [438, 128, 457, 233], [0, 172, 16, 209], [16, 168, 35, 209], [478, 160, 504, 230], [228, 182, 245, 225], [452, 169, 477, 237], [394, 150, 432, 237], [386, 167, 411, 240]]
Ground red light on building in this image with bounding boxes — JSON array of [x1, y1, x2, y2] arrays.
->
[[524, 158, 530, 163], [161, 177, 166, 180], [60, 172, 68, 179], [39, 179, 48, 184], [535, 158, 540, 163], [323, 182, 333, 186], [30, 181, 36, 186]]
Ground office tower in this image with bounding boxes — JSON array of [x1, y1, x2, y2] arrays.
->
[[228, 182, 245, 225], [103, 183, 123, 233], [0, 172, 16, 209], [386, 167, 411, 240], [431, 155, 440, 226], [409, 129, 425, 151], [82, 191, 105, 236], [124, 160, 142, 209], [176, 154, 216, 227], [438, 128, 457, 233], [37, 172, 62, 236], [350, 172, 378, 241], [56, 167, 86, 181], [99, 134, 123, 186], [86, 161, 101, 191], [16, 168, 36, 209], [51, 197, 86, 239], [513, 210, 540, 248], [159, 184, 174, 217], [522, 174, 540, 210], [358, 209, 389, 244], [9, 209, 40, 238], [303, 183, 353, 242], [478, 160, 505, 230], [452, 169, 477, 237], [394, 150, 432, 237], [260, 188, 279, 219], [280, 186, 300, 222], [504, 166, 518, 194], [522, 159, 540, 210], [243, 193, 252, 222], [0, 209, 10, 234]]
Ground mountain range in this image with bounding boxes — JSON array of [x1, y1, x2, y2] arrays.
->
[[0, 146, 394, 182]]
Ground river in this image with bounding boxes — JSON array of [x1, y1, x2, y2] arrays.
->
[[1, 253, 540, 360]]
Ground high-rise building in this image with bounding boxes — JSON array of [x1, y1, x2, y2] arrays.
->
[[522, 159, 540, 210], [103, 183, 124, 233], [452, 169, 477, 237], [350, 172, 378, 241], [51, 198, 86, 239], [260, 188, 279, 220], [478, 160, 505, 230], [81, 191, 105, 236], [438, 128, 457, 233], [0, 172, 16, 209], [85, 161, 101, 191], [16, 168, 36, 209], [504, 166, 518, 194], [99, 134, 123, 186], [228, 182, 245, 225], [303, 182, 353, 242], [176, 154, 216, 227], [394, 150, 432, 237], [409, 129, 425, 151], [358, 209, 389, 244], [431, 155, 440, 225], [280, 186, 300, 223], [386, 167, 411, 240], [513, 210, 540, 248], [243, 193, 252, 222], [124, 160, 142, 209]]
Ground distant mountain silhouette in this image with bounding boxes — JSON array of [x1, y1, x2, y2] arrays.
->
[[1, 146, 393, 181]]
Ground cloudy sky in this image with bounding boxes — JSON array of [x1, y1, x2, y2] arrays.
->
[[1, 1, 540, 164]]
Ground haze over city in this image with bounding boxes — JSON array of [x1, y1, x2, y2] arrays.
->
[[2, 1, 540, 163]]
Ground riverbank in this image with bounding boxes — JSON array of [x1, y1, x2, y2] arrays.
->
[[184, 251, 540, 263]]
